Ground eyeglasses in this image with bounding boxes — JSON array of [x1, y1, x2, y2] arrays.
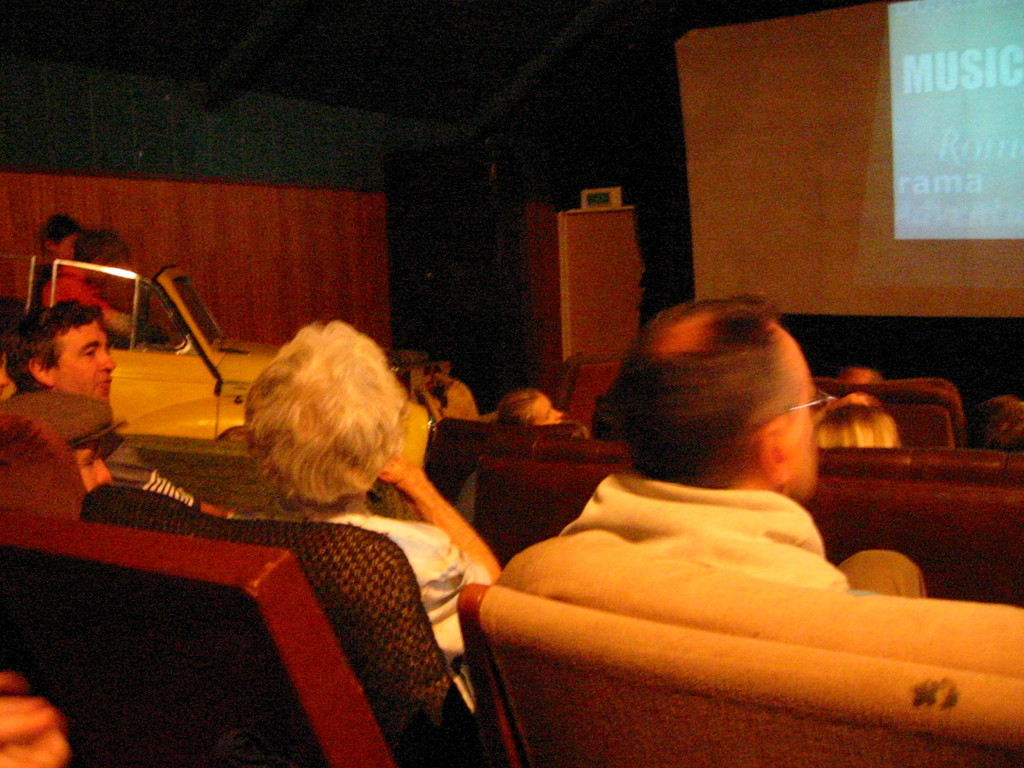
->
[[784, 389, 837, 415]]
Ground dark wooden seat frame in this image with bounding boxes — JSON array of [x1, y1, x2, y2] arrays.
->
[[0, 512, 397, 767]]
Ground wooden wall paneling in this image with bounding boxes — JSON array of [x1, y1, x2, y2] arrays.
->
[[174, 184, 223, 311], [283, 188, 329, 341], [0, 181, 22, 254], [336, 190, 362, 334], [275, 186, 310, 337], [224, 185, 265, 336], [5, 173, 49, 252], [309, 190, 343, 328], [129, 179, 184, 270], [0, 170, 390, 348], [354, 192, 391, 345], [332, 191, 355, 330], [256, 185, 285, 335]]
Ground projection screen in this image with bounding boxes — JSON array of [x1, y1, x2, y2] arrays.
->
[[676, 0, 1024, 317]]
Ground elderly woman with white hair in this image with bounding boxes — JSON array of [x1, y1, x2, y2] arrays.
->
[[245, 320, 499, 703]]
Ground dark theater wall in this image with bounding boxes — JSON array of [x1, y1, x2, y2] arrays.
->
[[384, 24, 697, 407], [787, 314, 1024, 420], [0, 55, 463, 192]]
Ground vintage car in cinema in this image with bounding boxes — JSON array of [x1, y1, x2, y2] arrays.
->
[[0, 255, 430, 463]]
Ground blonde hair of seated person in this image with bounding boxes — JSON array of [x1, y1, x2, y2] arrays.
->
[[816, 402, 901, 449], [496, 388, 564, 426]]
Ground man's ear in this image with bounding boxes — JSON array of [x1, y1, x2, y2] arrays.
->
[[752, 416, 794, 493], [27, 358, 57, 389]]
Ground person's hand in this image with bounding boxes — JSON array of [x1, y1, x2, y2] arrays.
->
[[377, 455, 427, 493], [0, 672, 70, 768]]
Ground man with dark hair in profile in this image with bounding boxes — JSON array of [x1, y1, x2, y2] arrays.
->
[[4, 303, 115, 400], [4, 301, 199, 511], [503, 296, 922, 595]]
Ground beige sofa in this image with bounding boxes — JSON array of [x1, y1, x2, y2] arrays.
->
[[462, 533, 1024, 768]]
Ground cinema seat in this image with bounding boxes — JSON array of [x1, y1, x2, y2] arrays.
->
[[816, 376, 967, 447], [470, 444, 1024, 607], [473, 452, 627, 566], [0, 513, 396, 767], [810, 450, 1024, 607], [425, 417, 587, 503], [81, 485, 475, 768], [553, 353, 623, 435], [464, 552, 1024, 768]]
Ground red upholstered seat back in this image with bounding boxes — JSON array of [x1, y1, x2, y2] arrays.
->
[[425, 418, 588, 503], [811, 446, 1024, 606], [473, 447, 630, 566], [474, 443, 1024, 607], [809, 473, 1024, 606], [815, 377, 967, 447], [0, 514, 396, 767], [818, 446, 1009, 483], [553, 354, 623, 434]]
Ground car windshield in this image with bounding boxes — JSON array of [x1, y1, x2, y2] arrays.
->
[[47, 260, 191, 352], [171, 274, 222, 345], [136, 281, 190, 352]]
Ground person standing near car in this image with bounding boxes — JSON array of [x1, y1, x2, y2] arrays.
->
[[41, 229, 134, 341], [39, 214, 81, 263]]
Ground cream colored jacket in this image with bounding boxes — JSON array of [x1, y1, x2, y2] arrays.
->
[[560, 470, 849, 591]]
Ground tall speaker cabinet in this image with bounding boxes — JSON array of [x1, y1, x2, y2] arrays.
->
[[557, 206, 644, 360]]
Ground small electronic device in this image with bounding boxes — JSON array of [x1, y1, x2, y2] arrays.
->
[[580, 187, 623, 209]]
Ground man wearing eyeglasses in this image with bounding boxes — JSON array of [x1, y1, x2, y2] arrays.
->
[[506, 295, 922, 594]]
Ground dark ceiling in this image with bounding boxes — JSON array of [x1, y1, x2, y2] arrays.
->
[[2, 0, 866, 127]]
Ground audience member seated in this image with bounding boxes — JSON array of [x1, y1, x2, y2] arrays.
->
[[815, 374, 966, 447], [0, 372, 478, 766], [502, 296, 925, 603], [0, 671, 70, 768], [0, 390, 120, 509], [391, 352, 480, 423], [244, 321, 499, 705], [971, 394, 1024, 451], [5, 301, 201, 510], [495, 387, 565, 427], [0, 352, 12, 401], [0, 415, 83, 521], [836, 364, 884, 385], [425, 414, 588, 507], [816, 400, 902, 448], [454, 388, 588, 519]]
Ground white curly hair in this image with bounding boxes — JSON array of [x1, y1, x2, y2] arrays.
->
[[245, 321, 407, 504]]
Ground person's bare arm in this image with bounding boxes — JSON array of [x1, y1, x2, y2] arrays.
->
[[0, 672, 70, 768], [379, 456, 501, 580], [199, 501, 233, 518]]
